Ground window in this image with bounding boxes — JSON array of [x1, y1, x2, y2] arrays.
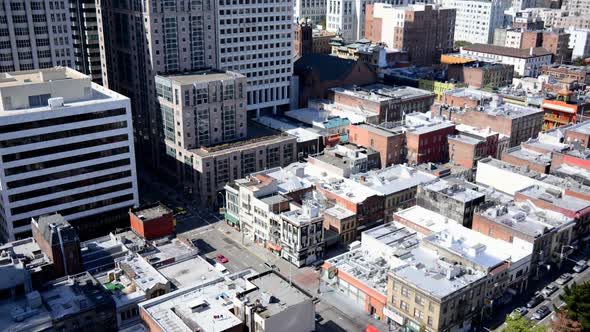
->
[[28, 94, 51, 107], [400, 300, 409, 312], [414, 308, 424, 320], [415, 294, 425, 306], [427, 316, 433, 326], [401, 286, 411, 297]]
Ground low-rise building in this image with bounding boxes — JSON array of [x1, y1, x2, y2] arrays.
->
[[403, 114, 456, 165], [541, 64, 590, 85], [348, 123, 406, 167], [129, 204, 175, 241], [473, 200, 575, 276], [330, 39, 409, 68], [416, 179, 486, 227], [439, 91, 544, 147], [330, 86, 404, 123], [365, 84, 436, 115], [254, 116, 324, 160], [351, 165, 437, 222], [308, 144, 381, 177], [323, 205, 357, 245], [448, 124, 501, 168], [279, 201, 325, 267], [447, 62, 514, 89], [501, 146, 552, 174], [457, 44, 553, 76], [284, 107, 351, 145]]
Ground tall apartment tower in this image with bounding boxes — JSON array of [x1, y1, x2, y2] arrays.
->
[[437, 0, 507, 44], [216, 0, 294, 115], [0, 0, 75, 72], [365, 3, 455, 66], [294, 0, 327, 26], [0, 67, 139, 242], [96, 0, 217, 166], [69, 0, 102, 84], [326, 0, 408, 41]]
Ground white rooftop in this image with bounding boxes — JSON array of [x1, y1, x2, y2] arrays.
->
[[252, 163, 314, 194], [139, 270, 257, 332], [331, 86, 393, 102], [324, 205, 356, 219], [350, 165, 437, 196], [504, 147, 551, 165], [421, 179, 485, 202], [478, 201, 574, 238], [119, 254, 169, 292], [158, 256, 223, 289], [517, 185, 590, 213], [456, 124, 498, 138], [255, 116, 321, 143]]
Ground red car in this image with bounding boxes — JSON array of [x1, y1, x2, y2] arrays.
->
[[216, 254, 228, 263]]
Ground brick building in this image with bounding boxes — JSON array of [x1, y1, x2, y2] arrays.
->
[[541, 65, 590, 85], [365, 3, 456, 66], [515, 185, 590, 241], [501, 146, 552, 173], [323, 205, 357, 245], [440, 91, 544, 147], [129, 203, 176, 240], [313, 30, 338, 55], [447, 62, 514, 89], [330, 86, 403, 123], [473, 200, 574, 276], [293, 54, 377, 108], [349, 123, 406, 167], [448, 124, 500, 168], [404, 113, 456, 165], [31, 214, 82, 279], [294, 20, 313, 58]]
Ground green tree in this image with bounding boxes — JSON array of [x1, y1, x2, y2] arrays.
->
[[503, 313, 547, 332], [454, 40, 472, 49], [572, 57, 586, 66], [559, 281, 590, 329]]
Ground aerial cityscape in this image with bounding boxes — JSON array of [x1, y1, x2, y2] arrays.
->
[[1, 0, 590, 331]]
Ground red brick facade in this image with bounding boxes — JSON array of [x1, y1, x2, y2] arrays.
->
[[349, 124, 405, 167], [406, 124, 456, 165]]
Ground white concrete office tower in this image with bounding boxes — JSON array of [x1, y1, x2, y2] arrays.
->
[[294, 0, 327, 26], [437, 0, 508, 44], [326, 0, 408, 42], [69, 0, 102, 84], [567, 28, 590, 59], [0, 0, 74, 72], [217, 0, 294, 115], [0, 68, 139, 242]]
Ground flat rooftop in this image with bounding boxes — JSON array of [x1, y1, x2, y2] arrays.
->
[[281, 201, 323, 226], [351, 165, 437, 196], [191, 123, 294, 157], [318, 177, 381, 204], [478, 157, 542, 178], [331, 86, 393, 103], [0, 67, 87, 87], [249, 163, 314, 194], [0, 293, 52, 331], [131, 203, 172, 221], [566, 121, 590, 135], [284, 108, 351, 128], [118, 254, 169, 292], [448, 134, 484, 145], [456, 123, 498, 138], [254, 116, 321, 143], [240, 271, 314, 318], [391, 246, 487, 299], [327, 225, 419, 295], [324, 205, 356, 220], [363, 84, 435, 100], [158, 256, 223, 289], [158, 69, 244, 85], [523, 138, 569, 153], [504, 146, 551, 165], [355, 123, 402, 137], [478, 201, 574, 238], [517, 185, 590, 213], [140, 270, 257, 332], [141, 238, 198, 268], [421, 178, 485, 202]]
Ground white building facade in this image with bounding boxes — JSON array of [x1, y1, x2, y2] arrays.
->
[[217, 0, 294, 115], [460, 45, 552, 76], [438, 0, 508, 44], [0, 68, 139, 241], [567, 28, 590, 59], [294, 0, 327, 26]]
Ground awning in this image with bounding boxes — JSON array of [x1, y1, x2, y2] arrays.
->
[[366, 326, 379, 332], [224, 213, 239, 225], [266, 242, 282, 252]]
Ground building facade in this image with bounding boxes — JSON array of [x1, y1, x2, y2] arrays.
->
[[438, 0, 507, 44], [0, 68, 139, 241], [0, 0, 75, 72], [69, 0, 102, 83]]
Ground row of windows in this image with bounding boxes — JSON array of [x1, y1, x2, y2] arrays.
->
[[1, 134, 129, 163], [5, 146, 130, 176], [0, 121, 127, 148], [6, 158, 131, 189], [11, 182, 133, 216], [8, 170, 133, 203]]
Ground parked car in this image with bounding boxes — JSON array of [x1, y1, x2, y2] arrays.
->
[[215, 254, 228, 263], [556, 273, 573, 285], [532, 305, 551, 320], [573, 260, 588, 273], [264, 262, 278, 270], [512, 307, 528, 317], [542, 283, 559, 297], [526, 294, 544, 308]]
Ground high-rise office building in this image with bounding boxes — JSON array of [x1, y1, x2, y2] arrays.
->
[[437, 0, 507, 44], [294, 0, 327, 26], [96, 0, 218, 165], [69, 0, 103, 83], [0, 67, 139, 242], [0, 0, 74, 72], [217, 0, 294, 115]]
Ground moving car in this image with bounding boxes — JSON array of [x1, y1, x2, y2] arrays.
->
[[532, 305, 551, 320], [556, 273, 573, 285], [573, 260, 588, 273], [542, 283, 558, 297], [526, 294, 544, 308], [215, 254, 228, 263]]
